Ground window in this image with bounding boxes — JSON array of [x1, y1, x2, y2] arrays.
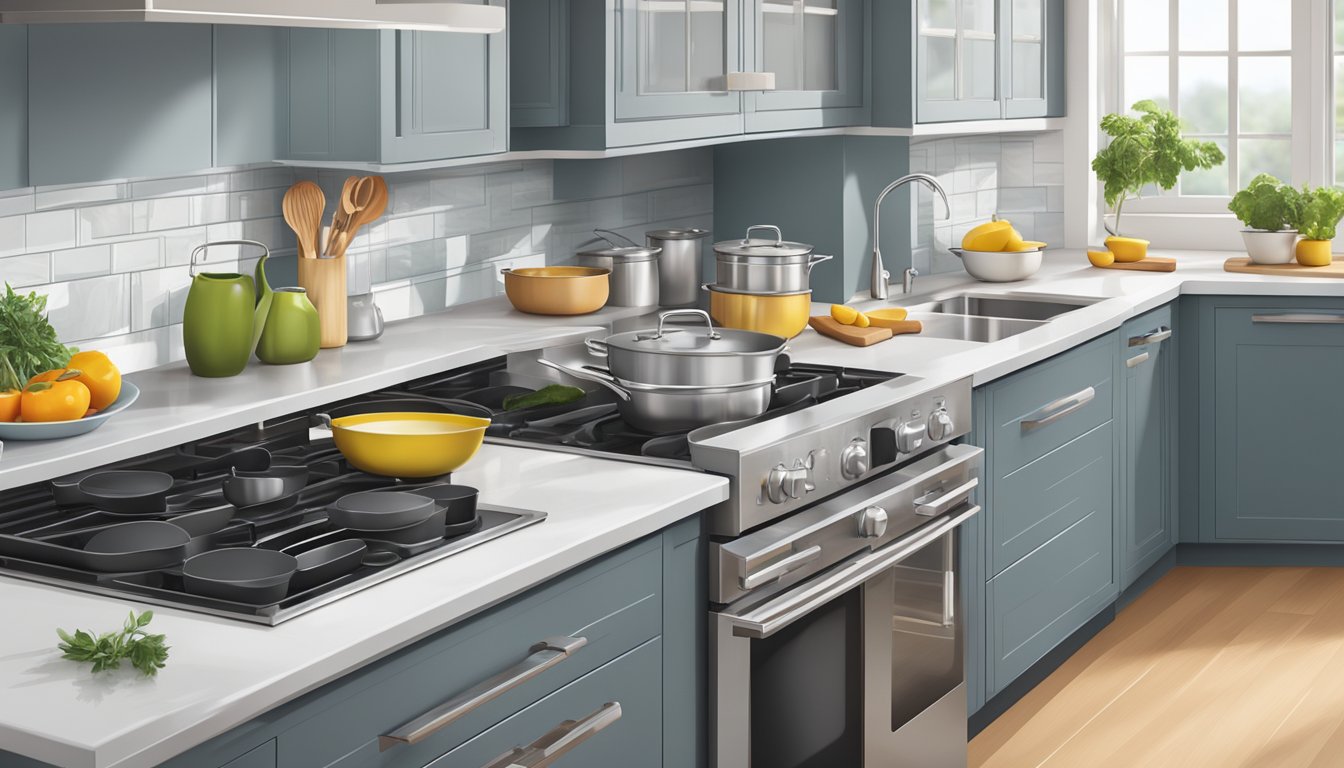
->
[[1117, 0, 1295, 205], [1335, 2, 1344, 184]]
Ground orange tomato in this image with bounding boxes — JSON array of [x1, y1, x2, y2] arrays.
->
[[27, 369, 62, 387], [21, 372, 91, 423], [66, 351, 122, 411], [0, 390, 19, 422]]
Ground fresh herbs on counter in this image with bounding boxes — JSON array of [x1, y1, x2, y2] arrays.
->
[[0, 283, 75, 383], [502, 384, 585, 412], [56, 610, 170, 677]]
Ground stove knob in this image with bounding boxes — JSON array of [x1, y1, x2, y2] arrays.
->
[[840, 439, 870, 480], [927, 408, 955, 442], [897, 418, 925, 454], [766, 464, 791, 504], [784, 455, 817, 499], [858, 506, 889, 538]]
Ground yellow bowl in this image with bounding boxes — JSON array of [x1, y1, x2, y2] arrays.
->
[[502, 266, 610, 315], [706, 286, 811, 338], [1296, 239, 1333, 266], [1105, 236, 1149, 263], [329, 412, 490, 478]]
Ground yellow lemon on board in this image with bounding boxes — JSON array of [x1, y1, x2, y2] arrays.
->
[[1087, 249, 1116, 267], [866, 307, 908, 323], [1105, 236, 1149, 263]]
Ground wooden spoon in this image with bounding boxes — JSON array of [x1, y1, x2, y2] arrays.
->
[[325, 176, 360, 256], [333, 177, 387, 258], [283, 181, 325, 259]]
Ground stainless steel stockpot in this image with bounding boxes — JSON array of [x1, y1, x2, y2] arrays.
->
[[713, 225, 834, 294], [646, 228, 711, 308], [583, 310, 788, 388], [576, 229, 660, 308]]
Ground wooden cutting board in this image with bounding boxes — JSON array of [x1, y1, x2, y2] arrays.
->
[[809, 316, 892, 346], [1224, 257, 1344, 278], [1094, 257, 1177, 272]]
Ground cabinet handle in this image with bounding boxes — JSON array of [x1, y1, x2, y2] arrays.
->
[[1251, 314, 1344, 325], [1125, 351, 1150, 368], [1019, 386, 1096, 433], [741, 544, 822, 589], [726, 71, 777, 91], [480, 702, 623, 768], [914, 478, 979, 517], [378, 636, 588, 751], [1127, 326, 1172, 346]]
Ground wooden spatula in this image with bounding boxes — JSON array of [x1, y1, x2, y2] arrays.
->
[[333, 176, 387, 258], [283, 181, 325, 259]]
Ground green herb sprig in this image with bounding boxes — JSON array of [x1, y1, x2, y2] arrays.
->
[[57, 610, 170, 677], [0, 283, 76, 382]]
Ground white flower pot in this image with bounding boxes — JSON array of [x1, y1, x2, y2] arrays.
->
[[1241, 229, 1299, 264]]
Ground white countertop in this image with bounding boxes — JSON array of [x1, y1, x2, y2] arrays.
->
[[0, 445, 728, 768]]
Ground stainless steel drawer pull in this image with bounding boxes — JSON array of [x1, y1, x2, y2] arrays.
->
[[1020, 386, 1096, 433], [1125, 351, 1150, 368], [1252, 314, 1344, 325], [481, 702, 623, 768], [741, 545, 822, 590], [379, 636, 588, 751], [914, 478, 979, 517], [1127, 326, 1172, 346]]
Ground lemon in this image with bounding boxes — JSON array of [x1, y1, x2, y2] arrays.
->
[[962, 220, 1014, 251], [867, 308, 908, 322], [1105, 236, 1149, 263], [830, 304, 859, 325], [1087, 249, 1116, 267]]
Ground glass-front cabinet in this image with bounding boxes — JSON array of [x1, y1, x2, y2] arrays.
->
[[745, 0, 869, 131], [614, 0, 742, 122], [1003, 0, 1051, 117]]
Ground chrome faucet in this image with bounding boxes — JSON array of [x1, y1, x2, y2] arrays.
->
[[903, 267, 919, 294], [871, 173, 950, 300]]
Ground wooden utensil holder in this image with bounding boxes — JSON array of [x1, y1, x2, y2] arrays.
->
[[298, 257, 348, 348]]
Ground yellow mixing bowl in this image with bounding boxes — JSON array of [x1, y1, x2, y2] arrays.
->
[[1105, 236, 1150, 263], [706, 286, 812, 339], [325, 412, 491, 478]]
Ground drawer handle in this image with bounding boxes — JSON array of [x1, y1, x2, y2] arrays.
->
[[481, 702, 623, 768], [1020, 386, 1096, 433], [1125, 351, 1150, 368], [914, 478, 979, 517], [1127, 326, 1172, 346], [1252, 314, 1344, 325], [379, 636, 588, 751], [741, 544, 822, 590]]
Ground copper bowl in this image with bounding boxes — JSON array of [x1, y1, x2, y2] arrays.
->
[[502, 266, 610, 315]]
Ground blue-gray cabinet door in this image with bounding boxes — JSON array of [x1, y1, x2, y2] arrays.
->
[[1119, 305, 1176, 589], [743, 0, 868, 132], [511, 0, 570, 128], [1001, 0, 1062, 118], [28, 23, 214, 186], [1213, 307, 1344, 541], [916, 0, 1002, 122], [613, 0, 743, 123], [0, 25, 26, 191]]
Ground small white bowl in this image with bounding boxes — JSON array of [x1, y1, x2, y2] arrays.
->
[[950, 248, 1044, 283]]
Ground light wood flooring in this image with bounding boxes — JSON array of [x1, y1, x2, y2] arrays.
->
[[970, 567, 1344, 768]]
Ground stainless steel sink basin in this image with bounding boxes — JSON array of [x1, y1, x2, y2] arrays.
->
[[907, 294, 1096, 322], [907, 313, 1049, 343]]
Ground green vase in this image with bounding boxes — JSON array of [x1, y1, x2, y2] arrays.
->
[[182, 271, 257, 378], [257, 288, 321, 365]]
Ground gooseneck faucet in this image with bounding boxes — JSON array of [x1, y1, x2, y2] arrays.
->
[[871, 173, 950, 300]]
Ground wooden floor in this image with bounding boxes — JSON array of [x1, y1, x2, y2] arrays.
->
[[970, 567, 1344, 768]]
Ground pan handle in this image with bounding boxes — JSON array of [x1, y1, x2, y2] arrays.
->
[[584, 338, 610, 357], [537, 359, 631, 402], [312, 413, 335, 431], [653, 309, 720, 341]]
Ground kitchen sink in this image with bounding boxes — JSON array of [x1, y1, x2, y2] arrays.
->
[[907, 313, 1050, 343], [907, 294, 1097, 322]]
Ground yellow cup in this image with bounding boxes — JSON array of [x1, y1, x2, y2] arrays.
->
[[1296, 239, 1333, 267]]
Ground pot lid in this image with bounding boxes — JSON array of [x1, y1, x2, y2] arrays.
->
[[646, 228, 711, 241], [714, 225, 814, 259], [602, 310, 786, 357], [577, 245, 660, 263]]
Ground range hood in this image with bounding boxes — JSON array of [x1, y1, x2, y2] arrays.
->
[[0, 0, 505, 33]]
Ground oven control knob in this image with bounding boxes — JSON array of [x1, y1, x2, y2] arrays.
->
[[927, 408, 955, 441], [840, 439, 870, 480], [766, 464, 791, 504], [858, 506, 889, 538], [897, 416, 926, 454]]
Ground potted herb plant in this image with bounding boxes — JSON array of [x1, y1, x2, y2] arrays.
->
[[1091, 100, 1226, 260], [1228, 174, 1301, 264], [1291, 186, 1344, 267]]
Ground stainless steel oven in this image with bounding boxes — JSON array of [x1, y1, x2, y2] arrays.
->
[[710, 443, 982, 768]]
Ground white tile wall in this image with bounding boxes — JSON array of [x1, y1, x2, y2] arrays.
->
[[0, 150, 714, 373], [908, 130, 1066, 275]]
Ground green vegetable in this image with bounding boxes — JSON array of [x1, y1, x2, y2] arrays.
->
[[502, 384, 585, 412], [0, 283, 75, 382], [0, 355, 21, 392], [1091, 100, 1226, 236], [1228, 174, 1302, 232], [1292, 186, 1344, 241], [57, 610, 170, 677]]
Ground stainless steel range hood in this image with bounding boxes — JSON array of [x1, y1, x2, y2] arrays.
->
[[0, 0, 506, 33]]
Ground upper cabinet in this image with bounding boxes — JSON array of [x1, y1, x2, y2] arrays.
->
[[916, 0, 1001, 122], [0, 26, 26, 191], [744, 0, 869, 131]]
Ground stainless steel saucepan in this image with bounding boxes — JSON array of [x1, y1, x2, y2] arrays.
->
[[713, 225, 834, 294], [583, 309, 787, 388]]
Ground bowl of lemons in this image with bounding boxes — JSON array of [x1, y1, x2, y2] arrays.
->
[[952, 219, 1047, 283]]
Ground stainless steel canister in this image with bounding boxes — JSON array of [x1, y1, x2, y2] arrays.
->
[[575, 229, 661, 308], [646, 228, 711, 307]]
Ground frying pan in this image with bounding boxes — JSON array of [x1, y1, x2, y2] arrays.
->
[[357, 504, 448, 545], [290, 539, 368, 592], [411, 484, 479, 526], [182, 548, 298, 604], [314, 412, 490, 478], [328, 491, 438, 530], [222, 466, 309, 508], [67, 471, 175, 515], [84, 521, 191, 567]]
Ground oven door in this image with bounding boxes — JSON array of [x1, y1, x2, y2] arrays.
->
[[711, 503, 977, 768]]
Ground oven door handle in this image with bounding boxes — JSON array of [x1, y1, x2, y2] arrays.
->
[[722, 504, 981, 640]]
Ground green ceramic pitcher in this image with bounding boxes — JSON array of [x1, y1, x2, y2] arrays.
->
[[183, 241, 272, 378], [254, 253, 320, 365]]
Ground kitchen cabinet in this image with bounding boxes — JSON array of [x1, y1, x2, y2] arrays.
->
[[1203, 299, 1344, 542], [28, 24, 215, 186], [0, 26, 26, 191], [743, 0, 869, 132], [1118, 304, 1177, 589], [286, 3, 508, 166], [214, 26, 290, 168]]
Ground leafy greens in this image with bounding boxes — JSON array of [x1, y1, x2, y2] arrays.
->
[[0, 283, 75, 382], [1228, 174, 1301, 232], [1293, 186, 1344, 241], [57, 610, 170, 677]]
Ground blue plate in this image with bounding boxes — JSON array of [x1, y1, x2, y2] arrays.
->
[[0, 381, 141, 441]]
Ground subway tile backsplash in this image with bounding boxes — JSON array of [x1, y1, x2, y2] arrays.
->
[[0, 149, 714, 374], [908, 131, 1065, 275]]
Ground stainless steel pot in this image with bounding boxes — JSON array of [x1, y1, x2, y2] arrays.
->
[[576, 229, 660, 308], [647, 228, 711, 307], [537, 358, 773, 432], [583, 310, 787, 387], [713, 225, 834, 294]]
